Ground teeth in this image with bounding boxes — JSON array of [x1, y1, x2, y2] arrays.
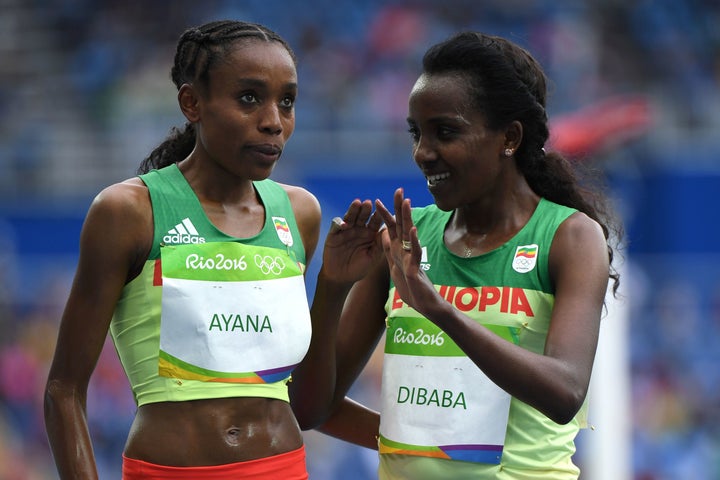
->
[[427, 172, 450, 186]]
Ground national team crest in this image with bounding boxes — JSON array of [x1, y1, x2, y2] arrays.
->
[[272, 216, 293, 247], [512, 244, 538, 273]]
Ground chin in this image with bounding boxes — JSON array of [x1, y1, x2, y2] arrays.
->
[[430, 196, 455, 212], [251, 166, 276, 181]]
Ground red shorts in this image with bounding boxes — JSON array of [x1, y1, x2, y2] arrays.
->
[[122, 445, 308, 479]]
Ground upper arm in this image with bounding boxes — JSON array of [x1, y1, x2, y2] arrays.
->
[[47, 180, 152, 393], [284, 184, 321, 268], [545, 212, 610, 381]]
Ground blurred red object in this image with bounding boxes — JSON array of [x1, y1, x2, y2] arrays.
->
[[549, 95, 653, 158], [367, 5, 426, 57]]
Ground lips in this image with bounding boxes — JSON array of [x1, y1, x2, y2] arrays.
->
[[248, 144, 282, 156], [426, 172, 450, 187]]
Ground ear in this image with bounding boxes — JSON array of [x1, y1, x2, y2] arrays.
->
[[504, 120, 523, 152], [178, 83, 201, 123]]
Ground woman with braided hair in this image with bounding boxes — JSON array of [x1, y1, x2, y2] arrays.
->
[[43, 19, 383, 479], [304, 31, 623, 479]]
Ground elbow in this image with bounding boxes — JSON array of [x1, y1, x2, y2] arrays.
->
[[294, 406, 334, 431], [289, 391, 334, 431], [43, 378, 86, 422], [548, 409, 579, 426], [545, 386, 587, 425], [43, 379, 66, 431], [43, 379, 63, 418], [298, 417, 326, 432], [294, 410, 326, 431]]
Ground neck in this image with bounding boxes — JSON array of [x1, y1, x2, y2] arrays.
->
[[177, 157, 258, 205], [445, 189, 540, 257]]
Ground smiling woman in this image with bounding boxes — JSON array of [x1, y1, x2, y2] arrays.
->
[[310, 31, 624, 480]]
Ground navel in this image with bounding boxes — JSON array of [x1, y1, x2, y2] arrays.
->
[[224, 426, 246, 446]]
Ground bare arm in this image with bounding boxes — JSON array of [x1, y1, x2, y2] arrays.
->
[[44, 180, 151, 479], [377, 190, 609, 424], [311, 255, 389, 446], [317, 396, 380, 450], [288, 195, 385, 429]]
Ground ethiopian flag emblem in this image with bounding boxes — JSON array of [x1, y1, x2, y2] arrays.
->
[[272, 216, 293, 247], [512, 244, 538, 273]]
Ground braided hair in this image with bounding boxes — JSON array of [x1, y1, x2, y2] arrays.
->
[[421, 31, 621, 295], [137, 20, 296, 174]]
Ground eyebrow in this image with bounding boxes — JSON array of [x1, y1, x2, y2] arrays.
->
[[235, 78, 298, 91], [407, 114, 469, 125]]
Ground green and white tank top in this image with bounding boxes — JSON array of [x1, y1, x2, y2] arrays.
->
[[379, 198, 587, 480], [110, 164, 311, 406]]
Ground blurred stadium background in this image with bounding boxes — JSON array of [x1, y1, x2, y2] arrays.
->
[[1, 0, 719, 478]]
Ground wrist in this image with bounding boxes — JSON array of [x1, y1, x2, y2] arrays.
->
[[418, 292, 453, 327], [316, 266, 354, 293]]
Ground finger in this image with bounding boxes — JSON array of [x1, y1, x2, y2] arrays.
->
[[401, 196, 413, 240], [356, 199, 373, 225], [409, 226, 420, 254], [342, 199, 363, 225], [375, 199, 397, 240], [366, 208, 384, 233], [393, 188, 405, 240], [380, 228, 401, 266], [329, 216, 345, 234], [380, 228, 391, 253]]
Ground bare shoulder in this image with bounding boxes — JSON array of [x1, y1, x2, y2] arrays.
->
[[89, 177, 150, 222], [83, 177, 153, 254], [555, 211, 606, 247], [278, 182, 322, 262], [279, 183, 321, 223], [549, 211, 609, 280]]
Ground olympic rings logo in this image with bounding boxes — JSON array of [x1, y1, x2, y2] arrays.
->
[[254, 254, 286, 275], [514, 257, 532, 267]]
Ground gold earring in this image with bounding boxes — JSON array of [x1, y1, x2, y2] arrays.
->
[[504, 148, 513, 157]]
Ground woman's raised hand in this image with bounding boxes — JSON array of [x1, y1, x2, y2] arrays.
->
[[321, 199, 384, 283], [375, 188, 437, 315]]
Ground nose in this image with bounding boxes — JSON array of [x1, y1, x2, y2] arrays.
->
[[413, 135, 437, 164], [259, 103, 283, 135]]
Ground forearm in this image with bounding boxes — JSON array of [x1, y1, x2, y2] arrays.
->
[[290, 268, 353, 429], [44, 383, 98, 479], [317, 396, 379, 450], [428, 302, 592, 424]]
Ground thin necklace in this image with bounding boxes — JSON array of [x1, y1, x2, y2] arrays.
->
[[463, 233, 487, 258]]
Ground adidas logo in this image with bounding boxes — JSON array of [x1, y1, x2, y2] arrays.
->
[[420, 246, 431, 271], [163, 218, 206, 245]]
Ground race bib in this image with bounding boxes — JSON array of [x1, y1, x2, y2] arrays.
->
[[379, 315, 512, 464], [158, 242, 311, 384]]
